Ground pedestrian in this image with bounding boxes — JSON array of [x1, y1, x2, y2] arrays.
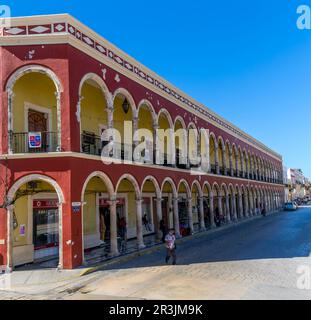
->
[[142, 213, 152, 232], [165, 228, 177, 265], [261, 206, 266, 217], [214, 207, 221, 227], [159, 219, 166, 243], [118, 217, 127, 240]]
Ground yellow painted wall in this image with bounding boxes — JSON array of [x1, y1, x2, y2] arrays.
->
[[83, 193, 97, 235], [209, 137, 216, 165], [83, 178, 108, 235], [81, 82, 108, 134], [114, 96, 133, 141], [13, 196, 28, 247], [158, 114, 170, 155], [188, 128, 197, 161], [13, 73, 57, 133]]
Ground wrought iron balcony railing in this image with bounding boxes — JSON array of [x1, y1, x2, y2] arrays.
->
[[10, 132, 58, 154]]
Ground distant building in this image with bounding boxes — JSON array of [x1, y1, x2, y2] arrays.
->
[[287, 169, 310, 200]]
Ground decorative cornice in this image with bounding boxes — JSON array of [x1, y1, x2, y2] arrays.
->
[[0, 14, 282, 160]]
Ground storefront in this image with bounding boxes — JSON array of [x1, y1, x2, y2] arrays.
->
[[99, 197, 126, 242], [32, 199, 59, 261]]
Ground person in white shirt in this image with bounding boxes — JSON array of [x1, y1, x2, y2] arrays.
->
[[165, 229, 177, 265]]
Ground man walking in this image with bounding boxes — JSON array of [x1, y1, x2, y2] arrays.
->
[[165, 228, 177, 265]]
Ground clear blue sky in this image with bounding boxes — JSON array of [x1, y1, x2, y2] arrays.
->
[[6, 0, 311, 177]]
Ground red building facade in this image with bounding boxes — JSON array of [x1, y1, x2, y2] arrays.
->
[[0, 14, 284, 270]]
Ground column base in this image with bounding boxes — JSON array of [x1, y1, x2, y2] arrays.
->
[[109, 251, 120, 258], [199, 226, 206, 232]]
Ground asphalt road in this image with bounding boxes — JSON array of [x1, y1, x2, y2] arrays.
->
[[70, 205, 311, 300]]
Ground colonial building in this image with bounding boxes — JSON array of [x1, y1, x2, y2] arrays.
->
[[0, 14, 284, 271], [287, 168, 310, 200]]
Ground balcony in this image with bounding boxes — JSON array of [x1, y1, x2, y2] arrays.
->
[[10, 132, 58, 154]]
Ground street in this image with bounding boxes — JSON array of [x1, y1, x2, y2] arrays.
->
[[68, 205, 311, 300], [2, 206, 311, 300]]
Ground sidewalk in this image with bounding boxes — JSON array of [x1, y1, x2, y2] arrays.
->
[[0, 210, 281, 297]]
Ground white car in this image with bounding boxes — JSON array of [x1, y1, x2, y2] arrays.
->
[[284, 202, 297, 211]]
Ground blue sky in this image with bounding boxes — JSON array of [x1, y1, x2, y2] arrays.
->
[[6, 0, 311, 177]]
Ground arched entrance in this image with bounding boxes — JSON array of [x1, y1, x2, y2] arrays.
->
[[7, 174, 64, 269], [115, 175, 144, 249], [177, 180, 191, 236], [191, 181, 203, 232], [141, 176, 161, 241], [203, 182, 213, 228], [81, 172, 115, 258]]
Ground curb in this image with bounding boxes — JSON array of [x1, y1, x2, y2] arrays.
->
[[78, 210, 282, 277]]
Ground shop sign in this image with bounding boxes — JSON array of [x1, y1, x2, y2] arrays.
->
[[99, 198, 125, 206], [33, 199, 58, 208], [28, 132, 42, 148]]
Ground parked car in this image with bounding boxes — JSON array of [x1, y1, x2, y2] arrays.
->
[[284, 202, 297, 211]]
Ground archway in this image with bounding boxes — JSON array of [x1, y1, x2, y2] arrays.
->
[[157, 110, 174, 166], [80, 75, 109, 156], [225, 141, 231, 175], [161, 178, 177, 236], [7, 174, 64, 268], [7, 66, 62, 154], [81, 172, 115, 257], [212, 183, 222, 226], [141, 176, 161, 241], [209, 133, 217, 173], [202, 182, 212, 228], [218, 138, 225, 175], [136, 100, 155, 164], [115, 175, 144, 249], [177, 180, 192, 236], [174, 117, 187, 169], [113, 89, 136, 160], [191, 181, 203, 232], [188, 123, 199, 169]]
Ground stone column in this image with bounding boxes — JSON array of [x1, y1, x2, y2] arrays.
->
[[229, 150, 234, 176], [187, 197, 194, 234], [133, 115, 139, 149], [109, 196, 119, 257], [222, 150, 227, 175], [244, 193, 249, 218], [6, 205, 14, 272], [55, 91, 62, 152], [169, 129, 176, 167], [215, 145, 220, 174], [239, 194, 244, 219], [107, 102, 114, 157], [199, 197, 206, 231], [233, 194, 238, 221], [136, 198, 145, 249], [173, 197, 181, 238], [153, 123, 159, 165], [218, 196, 223, 220], [156, 197, 163, 240], [226, 195, 231, 223], [209, 195, 216, 228]]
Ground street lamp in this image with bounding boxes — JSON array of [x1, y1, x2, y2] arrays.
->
[[122, 98, 130, 114]]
